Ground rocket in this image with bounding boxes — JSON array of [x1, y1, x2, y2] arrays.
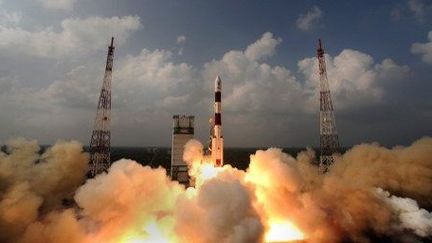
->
[[211, 76, 224, 167]]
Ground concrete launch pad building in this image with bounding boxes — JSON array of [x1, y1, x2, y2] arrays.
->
[[170, 115, 194, 185]]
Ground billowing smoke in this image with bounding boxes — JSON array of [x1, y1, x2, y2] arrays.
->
[[0, 137, 431, 242], [377, 188, 432, 237], [0, 138, 88, 243]]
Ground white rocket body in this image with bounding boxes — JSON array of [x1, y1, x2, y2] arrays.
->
[[211, 76, 223, 166]]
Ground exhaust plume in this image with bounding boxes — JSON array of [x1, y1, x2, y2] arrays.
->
[[377, 188, 432, 237], [0, 138, 88, 243], [0, 137, 431, 242]]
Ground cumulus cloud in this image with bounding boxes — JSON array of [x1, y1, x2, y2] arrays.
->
[[34, 0, 78, 10], [0, 15, 141, 58], [408, 0, 425, 22], [244, 32, 282, 61], [296, 6, 322, 31], [115, 49, 201, 112], [411, 31, 432, 64], [176, 35, 186, 44], [200, 32, 408, 145], [298, 49, 409, 109], [0, 31, 413, 146], [391, 0, 431, 23], [39, 48, 200, 143], [0, 3, 21, 26], [390, 7, 403, 21], [203, 32, 304, 115], [0, 45, 201, 144], [203, 33, 409, 143]]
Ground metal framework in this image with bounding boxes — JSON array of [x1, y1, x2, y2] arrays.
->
[[317, 39, 340, 172], [88, 37, 114, 177]]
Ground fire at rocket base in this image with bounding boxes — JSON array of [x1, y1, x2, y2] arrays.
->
[[211, 76, 223, 167]]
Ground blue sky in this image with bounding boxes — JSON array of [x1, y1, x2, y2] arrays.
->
[[0, 0, 431, 147]]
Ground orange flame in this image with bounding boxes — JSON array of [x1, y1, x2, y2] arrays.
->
[[265, 220, 305, 242], [188, 157, 224, 188], [112, 150, 306, 243]]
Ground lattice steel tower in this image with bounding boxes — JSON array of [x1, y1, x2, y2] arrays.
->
[[317, 39, 340, 172], [88, 37, 114, 177]]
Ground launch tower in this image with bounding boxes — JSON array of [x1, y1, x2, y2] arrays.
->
[[88, 37, 114, 177], [317, 39, 340, 172], [171, 115, 194, 185]]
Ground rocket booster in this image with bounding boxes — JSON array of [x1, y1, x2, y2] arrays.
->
[[211, 76, 223, 167]]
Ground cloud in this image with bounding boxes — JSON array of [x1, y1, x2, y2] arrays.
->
[[390, 8, 403, 21], [201, 33, 409, 146], [408, 0, 425, 22], [244, 32, 282, 61], [176, 35, 186, 55], [296, 6, 322, 31], [203, 32, 304, 115], [0, 3, 21, 26], [176, 35, 186, 44], [0, 32, 413, 146], [391, 0, 431, 23], [115, 49, 200, 112], [35, 47, 200, 144], [298, 49, 409, 109], [411, 31, 432, 64], [0, 15, 141, 58], [205, 34, 409, 115], [34, 0, 78, 10], [42, 66, 99, 108]]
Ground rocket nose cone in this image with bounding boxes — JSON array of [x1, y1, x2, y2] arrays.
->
[[215, 76, 222, 91]]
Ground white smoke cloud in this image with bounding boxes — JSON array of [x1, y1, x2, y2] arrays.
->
[[75, 159, 183, 242], [0, 138, 88, 242], [175, 172, 264, 243], [19, 209, 87, 243], [182, 139, 204, 166], [377, 188, 432, 237]]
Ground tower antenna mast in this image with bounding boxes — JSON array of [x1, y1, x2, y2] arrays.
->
[[88, 37, 114, 177], [317, 39, 340, 172]]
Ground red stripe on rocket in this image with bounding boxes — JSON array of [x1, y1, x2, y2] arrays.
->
[[211, 76, 223, 166]]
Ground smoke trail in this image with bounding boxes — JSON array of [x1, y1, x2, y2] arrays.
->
[[0, 137, 431, 242]]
